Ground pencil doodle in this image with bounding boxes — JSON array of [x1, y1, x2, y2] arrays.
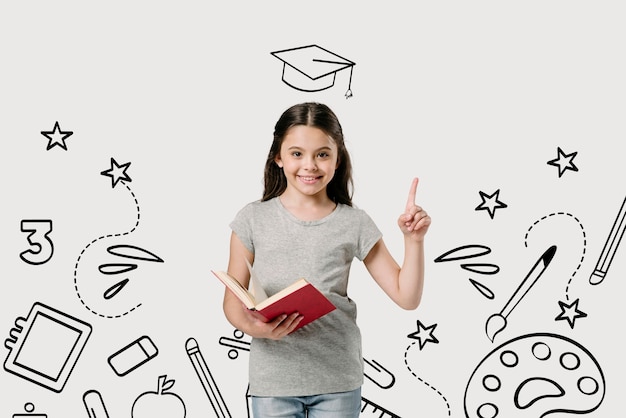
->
[[589, 194, 626, 285]]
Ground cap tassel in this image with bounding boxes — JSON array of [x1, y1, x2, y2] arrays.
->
[[345, 66, 354, 99]]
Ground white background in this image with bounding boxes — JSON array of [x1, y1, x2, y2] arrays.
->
[[1, 1, 624, 417]]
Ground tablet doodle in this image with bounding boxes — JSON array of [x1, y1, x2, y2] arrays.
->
[[3, 302, 92, 392]]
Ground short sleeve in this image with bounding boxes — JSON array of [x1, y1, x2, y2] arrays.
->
[[356, 209, 382, 261], [229, 202, 256, 254]]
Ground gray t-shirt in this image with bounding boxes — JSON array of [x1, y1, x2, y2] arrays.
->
[[230, 197, 382, 397]]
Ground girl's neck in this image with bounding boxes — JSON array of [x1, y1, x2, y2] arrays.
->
[[278, 192, 337, 221]]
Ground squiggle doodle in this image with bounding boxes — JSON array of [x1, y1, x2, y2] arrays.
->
[[524, 212, 587, 302], [403, 342, 451, 416], [73, 181, 142, 318]]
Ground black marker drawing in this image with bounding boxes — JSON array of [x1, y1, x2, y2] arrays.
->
[[485, 246, 557, 342], [99, 244, 165, 300], [435, 244, 500, 299], [407, 319, 439, 350], [101, 157, 132, 188], [107, 335, 159, 376], [589, 194, 626, 285], [132, 375, 186, 418], [218, 328, 250, 360], [12, 402, 47, 417], [73, 166, 143, 318], [40, 121, 73, 151], [185, 337, 232, 417], [524, 212, 588, 329], [19, 219, 54, 265], [554, 298, 588, 329], [271, 44, 355, 98], [404, 335, 451, 416], [547, 146, 579, 177], [364, 358, 395, 389], [360, 397, 402, 418], [83, 389, 111, 418], [475, 189, 508, 219], [464, 333, 605, 418], [3, 302, 92, 392], [469, 278, 495, 300]]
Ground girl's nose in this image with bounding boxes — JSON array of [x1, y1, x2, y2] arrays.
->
[[303, 156, 317, 170]]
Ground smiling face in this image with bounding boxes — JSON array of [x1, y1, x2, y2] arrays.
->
[[275, 125, 339, 202]]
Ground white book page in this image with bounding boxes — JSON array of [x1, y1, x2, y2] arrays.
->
[[246, 259, 268, 304]]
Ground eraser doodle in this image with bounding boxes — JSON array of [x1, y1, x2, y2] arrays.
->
[[464, 333, 605, 418], [107, 335, 158, 376], [3, 302, 92, 392]]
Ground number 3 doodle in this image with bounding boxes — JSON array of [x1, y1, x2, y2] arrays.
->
[[20, 219, 54, 265]]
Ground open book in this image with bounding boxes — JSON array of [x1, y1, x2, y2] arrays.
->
[[212, 260, 336, 332]]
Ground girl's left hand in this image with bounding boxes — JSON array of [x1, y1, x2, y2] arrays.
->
[[398, 177, 431, 241]]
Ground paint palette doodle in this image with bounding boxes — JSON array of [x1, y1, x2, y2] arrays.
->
[[464, 333, 605, 418]]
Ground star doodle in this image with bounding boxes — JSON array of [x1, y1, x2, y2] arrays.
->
[[41, 121, 74, 151], [100, 158, 132, 188], [475, 189, 508, 219], [555, 298, 587, 329], [407, 320, 439, 350], [547, 147, 579, 177]]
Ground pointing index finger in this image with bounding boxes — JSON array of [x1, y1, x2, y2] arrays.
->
[[406, 177, 419, 211]]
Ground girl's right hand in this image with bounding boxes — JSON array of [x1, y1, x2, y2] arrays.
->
[[242, 306, 303, 340]]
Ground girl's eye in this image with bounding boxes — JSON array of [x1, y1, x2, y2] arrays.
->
[[291, 151, 301, 157], [318, 152, 329, 158]]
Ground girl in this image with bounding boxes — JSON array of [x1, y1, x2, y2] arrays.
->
[[223, 102, 430, 417]]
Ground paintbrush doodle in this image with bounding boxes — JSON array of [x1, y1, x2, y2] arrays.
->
[[485, 246, 557, 343]]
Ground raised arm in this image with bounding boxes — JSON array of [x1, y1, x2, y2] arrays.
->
[[363, 177, 431, 310]]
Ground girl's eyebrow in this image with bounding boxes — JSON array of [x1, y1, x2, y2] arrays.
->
[[286, 145, 333, 151]]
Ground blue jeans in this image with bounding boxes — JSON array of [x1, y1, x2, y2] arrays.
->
[[251, 387, 361, 418]]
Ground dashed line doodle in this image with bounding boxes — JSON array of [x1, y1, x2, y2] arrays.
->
[[73, 179, 142, 319], [524, 212, 589, 329], [404, 341, 451, 417]]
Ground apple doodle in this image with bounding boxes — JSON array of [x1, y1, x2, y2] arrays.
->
[[464, 333, 605, 418], [131, 375, 186, 418]]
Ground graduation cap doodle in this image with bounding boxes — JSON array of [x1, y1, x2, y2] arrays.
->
[[271, 44, 355, 98]]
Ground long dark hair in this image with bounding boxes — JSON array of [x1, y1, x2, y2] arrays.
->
[[262, 102, 353, 206]]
